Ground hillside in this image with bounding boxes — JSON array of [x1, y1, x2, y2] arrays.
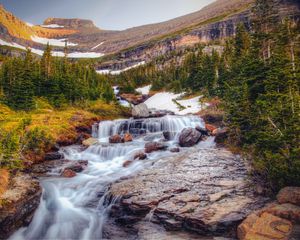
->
[[0, 0, 256, 58]]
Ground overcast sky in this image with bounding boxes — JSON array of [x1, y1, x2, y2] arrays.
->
[[0, 0, 215, 30]]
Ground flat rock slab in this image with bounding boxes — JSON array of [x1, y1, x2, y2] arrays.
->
[[110, 148, 269, 237]]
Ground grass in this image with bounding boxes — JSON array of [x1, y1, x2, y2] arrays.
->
[[0, 99, 129, 161]]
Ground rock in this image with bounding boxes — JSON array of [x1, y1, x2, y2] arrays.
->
[[132, 103, 150, 118], [145, 142, 167, 153], [120, 94, 147, 105], [170, 148, 180, 153], [109, 135, 124, 144], [163, 131, 176, 141], [277, 187, 300, 206], [237, 212, 292, 240], [195, 126, 209, 136], [110, 148, 268, 237], [123, 133, 133, 142], [123, 160, 133, 168], [178, 128, 202, 147], [0, 174, 42, 239], [61, 169, 77, 178], [134, 152, 147, 160], [264, 203, 300, 223], [44, 152, 63, 161], [205, 124, 217, 133], [82, 137, 98, 147], [64, 160, 88, 173], [214, 128, 229, 146]]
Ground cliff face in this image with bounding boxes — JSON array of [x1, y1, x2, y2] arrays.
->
[[97, 0, 300, 71], [0, 0, 299, 61]]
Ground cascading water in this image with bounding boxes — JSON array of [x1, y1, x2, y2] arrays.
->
[[9, 115, 212, 240]]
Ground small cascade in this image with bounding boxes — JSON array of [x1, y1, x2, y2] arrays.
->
[[94, 115, 204, 140], [10, 114, 209, 240]]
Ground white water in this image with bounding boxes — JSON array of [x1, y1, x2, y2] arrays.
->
[[10, 115, 211, 240]]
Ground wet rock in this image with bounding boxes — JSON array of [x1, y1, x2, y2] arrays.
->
[[123, 133, 133, 142], [170, 148, 180, 153], [195, 126, 209, 136], [179, 128, 202, 147], [205, 124, 217, 134], [61, 169, 77, 178], [145, 142, 168, 153], [123, 160, 133, 168], [132, 103, 150, 118], [237, 212, 292, 240], [134, 152, 147, 160], [129, 128, 147, 135], [44, 152, 63, 161], [163, 131, 176, 141], [109, 135, 124, 144], [82, 137, 98, 147], [0, 174, 42, 239], [64, 160, 88, 173], [277, 187, 300, 206], [214, 128, 229, 147]]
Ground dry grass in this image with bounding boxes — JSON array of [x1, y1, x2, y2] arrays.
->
[[0, 169, 9, 198]]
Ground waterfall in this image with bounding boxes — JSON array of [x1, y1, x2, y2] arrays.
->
[[94, 115, 205, 140], [10, 115, 208, 240]]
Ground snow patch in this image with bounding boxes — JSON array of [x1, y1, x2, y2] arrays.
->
[[31, 36, 78, 47], [136, 85, 151, 95], [97, 61, 146, 75], [144, 92, 204, 115], [0, 39, 104, 58], [40, 24, 64, 28], [91, 42, 104, 50], [26, 22, 34, 27]]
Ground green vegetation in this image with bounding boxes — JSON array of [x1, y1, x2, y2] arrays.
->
[[111, 0, 300, 190], [0, 44, 128, 169], [0, 44, 115, 110]]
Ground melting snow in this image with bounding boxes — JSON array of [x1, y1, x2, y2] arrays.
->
[[144, 92, 204, 115], [31, 36, 78, 47], [0, 39, 104, 58], [91, 42, 104, 50], [136, 85, 151, 95], [97, 61, 146, 75], [40, 24, 64, 28]]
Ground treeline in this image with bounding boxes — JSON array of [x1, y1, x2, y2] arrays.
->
[[0, 44, 114, 110], [111, 0, 300, 189]]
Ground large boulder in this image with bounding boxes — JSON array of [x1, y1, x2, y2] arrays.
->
[[132, 103, 150, 118], [178, 128, 202, 147], [145, 142, 167, 153], [237, 212, 292, 240], [109, 135, 124, 144], [277, 187, 300, 206], [82, 138, 98, 147]]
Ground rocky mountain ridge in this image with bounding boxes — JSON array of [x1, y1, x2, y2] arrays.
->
[[0, 0, 299, 64]]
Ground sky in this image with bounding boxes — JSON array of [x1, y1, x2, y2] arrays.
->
[[0, 0, 215, 30]]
